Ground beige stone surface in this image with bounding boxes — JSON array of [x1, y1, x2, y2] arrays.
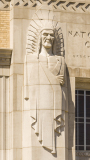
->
[[22, 7, 68, 160], [1, 1, 90, 160]]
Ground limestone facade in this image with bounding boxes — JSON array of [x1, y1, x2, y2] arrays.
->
[[0, 0, 90, 160]]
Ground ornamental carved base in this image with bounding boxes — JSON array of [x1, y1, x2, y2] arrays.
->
[[76, 151, 90, 157]]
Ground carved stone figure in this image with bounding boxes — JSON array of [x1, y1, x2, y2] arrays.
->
[[24, 11, 65, 154]]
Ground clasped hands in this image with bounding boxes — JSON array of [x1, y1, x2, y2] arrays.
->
[[56, 75, 64, 85]]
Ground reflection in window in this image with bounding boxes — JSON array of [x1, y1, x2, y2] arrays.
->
[[75, 90, 90, 150]]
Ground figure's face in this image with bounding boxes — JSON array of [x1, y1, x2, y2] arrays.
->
[[42, 29, 54, 49]]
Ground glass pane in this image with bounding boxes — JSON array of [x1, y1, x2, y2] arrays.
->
[[86, 96, 90, 117], [78, 146, 84, 150], [78, 90, 84, 95], [76, 146, 84, 150], [86, 124, 90, 145], [86, 91, 90, 95], [75, 90, 77, 94], [78, 95, 84, 117], [86, 118, 90, 123], [86, 146, 90, 150], [76, 146, 77, 150], [76, 123, 84, 145]]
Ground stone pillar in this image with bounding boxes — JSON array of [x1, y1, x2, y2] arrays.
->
[[9, 3, 37, 159], [67, 76, 75, 160], [10, 6, 24, 160]]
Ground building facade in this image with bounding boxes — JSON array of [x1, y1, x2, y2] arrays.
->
[[0, 0, 90, 160]]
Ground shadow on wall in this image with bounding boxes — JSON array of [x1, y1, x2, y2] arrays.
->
[[66, 65, 75, 160]]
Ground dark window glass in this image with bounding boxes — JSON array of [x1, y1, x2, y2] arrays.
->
[[86, 119, 90, 123], [86, 146, 90, 150], [76, 123, 84, 145], [75, 90, 77, 94], [79, 146, 84, 150], [86, 91, 90, 95], [76, 146, 84, 150], [78, 95, 84, 117], [86, 124, 90, 145], [78, 90, 84, 95], [86, 96, 90, 117]]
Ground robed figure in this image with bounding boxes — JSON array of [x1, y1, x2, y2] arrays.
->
[[24, 18, 65, 154]]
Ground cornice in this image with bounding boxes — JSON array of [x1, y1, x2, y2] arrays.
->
[[0, 48, 12, 66], [76, 151, 90, 157], [0, 0, 10, 11], [1, 0, 90, 14]]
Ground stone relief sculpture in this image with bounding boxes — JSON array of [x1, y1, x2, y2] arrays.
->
[[24, 10, 65, 154]]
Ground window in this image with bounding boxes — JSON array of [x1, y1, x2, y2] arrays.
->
[[75, 90, 90, 150]]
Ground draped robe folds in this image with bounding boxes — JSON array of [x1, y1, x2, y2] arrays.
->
[[27, 54, 65, 154]]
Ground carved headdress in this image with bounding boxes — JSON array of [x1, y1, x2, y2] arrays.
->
[[26, 10, 65, 57]]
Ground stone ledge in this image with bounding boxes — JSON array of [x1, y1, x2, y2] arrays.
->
[[76, 151, 90, 157], [67, 67, 90, 78], [76, 77, 90, 83], [0, 48, 12, 66]]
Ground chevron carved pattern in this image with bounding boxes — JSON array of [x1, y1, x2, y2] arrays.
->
[[0, 0, 10, 10], [1, 0, 90, 13]]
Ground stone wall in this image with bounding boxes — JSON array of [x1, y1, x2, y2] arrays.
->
[[0, 1, 90, 160], [0, 11, 10, 48]]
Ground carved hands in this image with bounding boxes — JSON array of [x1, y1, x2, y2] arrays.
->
[[56, 75, 64, 85]]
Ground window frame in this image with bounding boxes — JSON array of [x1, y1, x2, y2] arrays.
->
[[75, 89, 90, 151]]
